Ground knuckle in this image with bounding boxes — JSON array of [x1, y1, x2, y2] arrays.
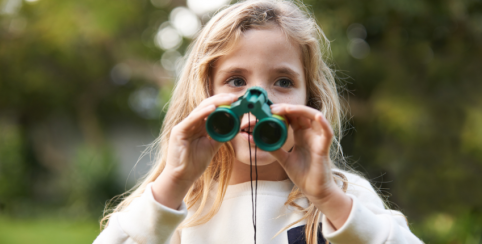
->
[[172, 124, 183, 134], [199, 99, 209, 107]]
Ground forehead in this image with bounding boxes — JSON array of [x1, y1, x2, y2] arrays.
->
[[213, 25, 304, 74]]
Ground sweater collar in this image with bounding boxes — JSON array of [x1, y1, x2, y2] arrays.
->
[[209, 179, 294, 198]]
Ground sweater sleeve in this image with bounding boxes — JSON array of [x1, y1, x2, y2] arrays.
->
[[321, 174, 423, 244], [93, 182, 187, 244]]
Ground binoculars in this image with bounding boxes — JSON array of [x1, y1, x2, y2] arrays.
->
[[206, 87, 288, 151]]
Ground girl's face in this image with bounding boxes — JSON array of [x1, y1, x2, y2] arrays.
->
[[212, 25, 307, 167]]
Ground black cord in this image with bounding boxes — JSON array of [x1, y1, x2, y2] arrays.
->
[[247, 114, 258, 244], [254, 118, 258, 243]]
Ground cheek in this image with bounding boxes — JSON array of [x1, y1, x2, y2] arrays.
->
[[270, 90, 307, 106], [230, 134, 278, 165], [211, 81, 222, 95]]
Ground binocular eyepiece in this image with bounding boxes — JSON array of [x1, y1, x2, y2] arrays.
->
[[206, 87, 288, 151]]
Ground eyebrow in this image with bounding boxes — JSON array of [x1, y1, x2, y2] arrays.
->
[[218, 66, 301, 78], [271, 67, 302, 79], [217, 67, 250, 75]]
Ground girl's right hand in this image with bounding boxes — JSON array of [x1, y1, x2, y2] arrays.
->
[[152, 93, 238, 209], [165, 93, 238, 183]]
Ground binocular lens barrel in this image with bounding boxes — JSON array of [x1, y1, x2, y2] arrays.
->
[[253, 117, 287, 151], [210, 112, 235, 135], [206, 108, 240, 142], [256, 121, 281, 144]]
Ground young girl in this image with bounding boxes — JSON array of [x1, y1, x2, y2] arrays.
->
[[94, 0, 423, 243]]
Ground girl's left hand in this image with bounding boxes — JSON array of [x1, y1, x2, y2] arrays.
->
[[268, 104, 351, 225]]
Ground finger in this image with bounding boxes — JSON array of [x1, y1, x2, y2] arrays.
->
[[177, 93, 238, 135], [315, 113, 334, 138], [286, 115, 310, 131], [270, 104, 304, 130], [297, 116, 311, 130], [272, 104, 334, 153], [200, 135, 224, 154], [273, 104, 333, 133], [268, 147, 290, 168], [176, 104, 217, 135], [310, 116, 323, 133], [271, 104, 326, 133], [315, 113, 334, 154], [197, 93, 238, 110], [271, 104, 321, 121]]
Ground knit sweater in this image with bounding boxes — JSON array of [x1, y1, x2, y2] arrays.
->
[[93, 171, 423, 244]]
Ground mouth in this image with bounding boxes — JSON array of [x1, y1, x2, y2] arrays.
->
[[240, 120, 257, 135], [240, 127, 253, 135], [240, 122, 256, 143]]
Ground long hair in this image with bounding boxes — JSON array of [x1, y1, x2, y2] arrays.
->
[[101, 1, 349, 243]]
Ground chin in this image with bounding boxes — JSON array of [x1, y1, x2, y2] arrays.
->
[[234, 149, 277, 166], [231, 134, 278, 166]]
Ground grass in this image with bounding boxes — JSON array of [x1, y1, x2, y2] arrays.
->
[[0, 215, 101, 244]]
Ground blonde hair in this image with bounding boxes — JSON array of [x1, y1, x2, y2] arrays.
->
[[101, 1, 349, 243]]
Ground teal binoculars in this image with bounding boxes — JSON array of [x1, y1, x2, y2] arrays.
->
[[206, 87, 288, 151]]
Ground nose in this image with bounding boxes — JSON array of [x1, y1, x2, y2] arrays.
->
[[241, 112, 258, 122], [240, 110, 260, 128], [246, 82, 276, 103], [242, 113, 258, 124]]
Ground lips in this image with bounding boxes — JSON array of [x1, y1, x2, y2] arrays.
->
[[240, 120, 257, 134], [240, 127, 253, 135], [240, 120, 257, 143]]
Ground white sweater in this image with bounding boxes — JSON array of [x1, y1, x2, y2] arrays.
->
[[94, 171, 423, 244]]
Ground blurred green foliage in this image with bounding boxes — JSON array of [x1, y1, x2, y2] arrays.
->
[[0, 120, 28, 205], [0, 0, 481, 243], [302, 1, 482, 242]]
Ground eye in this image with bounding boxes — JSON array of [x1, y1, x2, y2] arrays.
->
[[274, 78, 293, 88], [226, 77, 246, 87]]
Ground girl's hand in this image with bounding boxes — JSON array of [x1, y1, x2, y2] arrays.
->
[[269, 104, 352, 229], [165, 93, 238, 184], [152, 93, 238, 209]]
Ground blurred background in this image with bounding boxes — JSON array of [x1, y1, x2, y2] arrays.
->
[[0, 0, 481, 243]]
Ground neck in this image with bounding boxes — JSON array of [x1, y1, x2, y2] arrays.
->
[[228, 159, 289, 185]]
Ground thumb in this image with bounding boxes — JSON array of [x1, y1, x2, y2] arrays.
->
[[207, 137, 226, 154], [269, 147, 290, 168]]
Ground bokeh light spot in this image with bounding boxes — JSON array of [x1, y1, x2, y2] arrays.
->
[[348, 38, 370, 59], [161, 50, 183, 74], [154, 23, 182, 50], [187, 0, 230, 15], [110, 63, 131, 86], [129, 87, 160, 119], [170, 7, 200, 38], [347, 23, 367, 40]]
